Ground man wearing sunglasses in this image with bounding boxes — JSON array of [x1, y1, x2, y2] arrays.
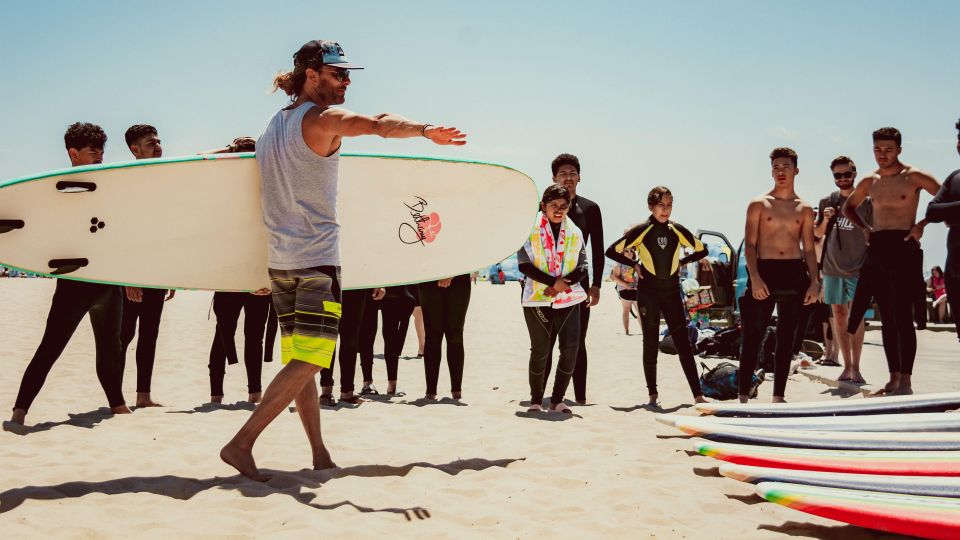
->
[[815, 156, 870, 384], [220, 39, 466, 481], [925, 118, 960, 341]]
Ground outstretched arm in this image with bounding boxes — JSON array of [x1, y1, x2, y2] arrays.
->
[[313, 109, 466, 145]]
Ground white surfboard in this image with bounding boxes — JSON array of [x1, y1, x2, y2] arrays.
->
[[0, 153, 538, 291]]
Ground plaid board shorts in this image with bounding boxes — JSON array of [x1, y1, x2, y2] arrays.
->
[[268, 265, 342, 368]]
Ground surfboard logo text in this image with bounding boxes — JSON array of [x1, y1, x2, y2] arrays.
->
[[399, 197, 442, 245]]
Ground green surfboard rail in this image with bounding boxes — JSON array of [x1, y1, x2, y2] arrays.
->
[[0, 153, 540, 291]]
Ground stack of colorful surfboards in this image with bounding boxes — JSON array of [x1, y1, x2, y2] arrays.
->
[[657, 392, 960, 539]]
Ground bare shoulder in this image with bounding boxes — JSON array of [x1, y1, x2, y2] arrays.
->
[[905, 165, 938, 184]]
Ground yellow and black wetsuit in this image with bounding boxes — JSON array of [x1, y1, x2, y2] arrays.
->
[[605, 217, 708, 399], [606, 218, 707, 282]]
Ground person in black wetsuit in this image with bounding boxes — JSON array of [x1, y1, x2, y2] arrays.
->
[[202, 137, 278, 404], [518, 184, 588, 413], [606, 186, 709, 406], [319, 287, 384, 406], [844, 127, 940, 395], [542, 153, 603, 405], [120, 124, 174, 408], [739, 148, 820, 404], [8, 123, 130, 427], [925, 118, 960, 341], [419, 277, 471, 400], [355, 285, 418, 397]]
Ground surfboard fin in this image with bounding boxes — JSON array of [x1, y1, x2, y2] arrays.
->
[[56, 181, 97, 193], [0, 220, 24, 233], [48, 258, 89, 275]]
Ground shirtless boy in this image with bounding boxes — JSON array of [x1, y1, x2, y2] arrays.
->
[[738, 148, 819, 403], [844, 127, 940, 395]]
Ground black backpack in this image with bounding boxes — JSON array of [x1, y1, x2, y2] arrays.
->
[[700, 362, 763, 401]]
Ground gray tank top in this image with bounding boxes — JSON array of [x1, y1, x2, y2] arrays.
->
[[257, 102, 341, 269]]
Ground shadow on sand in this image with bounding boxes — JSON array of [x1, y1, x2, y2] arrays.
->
[[166, 402, 257, 415], [609, 403, 690, 414], [0, 457, 524, 520], [2, 408, 117, 436], [758, 520, 907, 539]]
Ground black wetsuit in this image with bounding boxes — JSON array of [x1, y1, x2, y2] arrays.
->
[[606, 217, 707, 398], [320, 288, 371, 392], [740, 260, 811, 397], [848, 230, 923, 375], [543, 194, 603, 402], [519, 220, 588, 406], [120, 288, 167, 394], [208, 291, 275, 396], [14, 280, 126, 413], [927, 169, 960, 338], [419, 277, 471, 396]]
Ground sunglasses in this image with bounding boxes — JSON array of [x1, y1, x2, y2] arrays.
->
[[322, 68, 351, 82], [832, 171, 856, 180]]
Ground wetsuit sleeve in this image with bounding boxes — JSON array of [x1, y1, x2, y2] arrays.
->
[[604, 225, 643, 267], [587, 204, 605, 288], [563, 245, 589, 284], [926, 173, 960, 223], [516, 247, 556, 286], [674, 222, 709, 265]]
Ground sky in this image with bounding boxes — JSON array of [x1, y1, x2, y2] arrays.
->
[[1, 0, 958, 271]]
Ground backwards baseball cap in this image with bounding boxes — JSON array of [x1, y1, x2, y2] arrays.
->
[[294, 40, 364, 70]]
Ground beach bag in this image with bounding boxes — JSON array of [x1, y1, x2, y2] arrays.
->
[[697, 326, 741, 358], [700, 362, 762, 400], [658, 324, 699, 355]]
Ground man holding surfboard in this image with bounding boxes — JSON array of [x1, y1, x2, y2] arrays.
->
[[9, 123, 131, 427], [220, 40, 466, 481]]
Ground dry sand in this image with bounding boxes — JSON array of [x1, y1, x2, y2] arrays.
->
[[0, 278, 915, 539]]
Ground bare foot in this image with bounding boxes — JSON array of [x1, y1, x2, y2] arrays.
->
[[112, 405, 133, 414], [211, 395, 223, 404], [387, 381, 398, 395], [694, 395, 709, 404], [893, 386, 914, 396], [647, 394, 659, 406], [10, 408, 26, 425], [338, 393, 364, 406], [451, 391, 462, 400], [738, 394, 749, 404], [772, 396, 787, 403], [424, 394, 438, 401], [220, 442, 267, 481], [549, 402, 572, 414], [136, 393, 162, 407], [575, 399, 587, 405], [313, 447, 337, 470], [527, 403, 543, 412], [248, 392, 262, 404], [869, 381, 898, 397]]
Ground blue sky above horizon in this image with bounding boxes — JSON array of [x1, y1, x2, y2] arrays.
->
[[1, 0, 958, 268]]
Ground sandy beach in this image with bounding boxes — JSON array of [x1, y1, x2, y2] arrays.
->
[[1, 277, 945, 539]]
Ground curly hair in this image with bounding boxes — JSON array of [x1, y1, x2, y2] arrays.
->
[[872, 127, 902, 147], [64, 122, 107, 151], [647, 186, 672, 206], [124, 124, 157, 147], [228, 137, 256, 153], [830, 155, 856, 171], [271, 67, 310, 98], [541, 184, 571, 205], [551, 153, 581, 176], [770, 147, 798, 167]]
